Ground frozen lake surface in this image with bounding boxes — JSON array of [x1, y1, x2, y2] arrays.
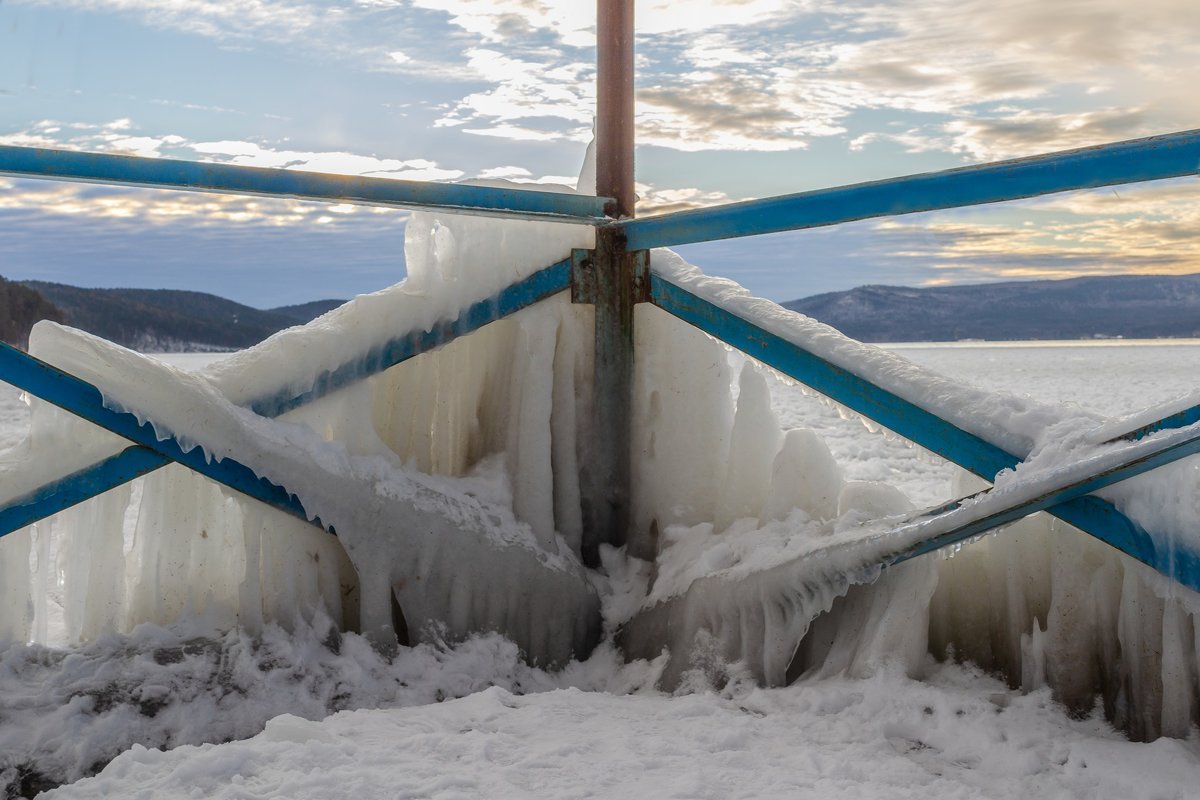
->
[[767, 339, 1200, 507], [4, 340, 1200, 799]]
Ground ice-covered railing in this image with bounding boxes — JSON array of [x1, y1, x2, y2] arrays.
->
[[4, 7, 1200, 741], [3, 129, 1200, 600], [643, 254, 1200, 590], [0, 258, 574, 535]]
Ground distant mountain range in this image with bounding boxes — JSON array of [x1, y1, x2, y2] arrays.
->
[[3, 278, 345, 352], [784, 273, 1200, 342], [4, 273, 1200, 353]]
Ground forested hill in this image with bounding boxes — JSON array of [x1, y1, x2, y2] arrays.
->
[[16, 280, 344, 352], [0, 276, 64, 349], [784, 273, 1200, 342]]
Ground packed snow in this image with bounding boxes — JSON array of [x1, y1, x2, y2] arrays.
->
[[38, 664, 1200, 800], [3, 162, 1200, 795]]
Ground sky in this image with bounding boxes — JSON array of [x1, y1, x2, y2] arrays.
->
[[1, 0, 1199, 308]]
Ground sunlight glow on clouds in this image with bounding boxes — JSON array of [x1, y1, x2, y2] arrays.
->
[[872, 180, 1200, 285], [0, 179, 402, 229], [634, 183, 744, 215], [187, 141, 463, 181]]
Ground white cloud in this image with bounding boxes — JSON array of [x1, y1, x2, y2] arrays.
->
[[0, 119, 465, 226], [635, 183, 745, 215], [476, 166, 532, 179], [30, 0, 329, 42], [824, 0, 1200, 154], [2, 119, 466, 182], [29, 0, 1199, 158], [409, 0, 595, 46], [187, 140, 464, 181], [408, 0, 804, 43]]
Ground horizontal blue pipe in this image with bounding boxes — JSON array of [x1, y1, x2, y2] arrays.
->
[[648, 272, 1199, 589], [0, 145, 611, 222], [0, 342, 314, 532], [622, 128, 1200, 249], [248, 257, 573, 417], [0, 259, 573, 537]]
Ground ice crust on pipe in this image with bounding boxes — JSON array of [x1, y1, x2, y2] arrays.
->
[[1089, 386, 1200, 442], [0, 527, 30, 643], [3, 170, 599, 648], [648, 249, 1093, 458], [200, 184, 593, 413], [630, 303, 734, 555], [30, 322, 600, 665], [625, 404, 1200, 713], [714, 365, 781, 533], [930, 472, 1200, 742], [0, 401, 128, 521], [760, 428, 842, 525], [641, 410, 1200, 612], [9, 174, 1200, 747]]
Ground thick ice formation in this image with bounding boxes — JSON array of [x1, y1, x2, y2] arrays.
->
[[618, 260, 1200, 740], [3, 164, 1200, 744], [27, 322, 603, 665], [0, 173, 604, 654]]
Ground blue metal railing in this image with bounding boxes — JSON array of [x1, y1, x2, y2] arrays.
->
[[621, 128, 1200, 249], [0, 146, 612, 223]]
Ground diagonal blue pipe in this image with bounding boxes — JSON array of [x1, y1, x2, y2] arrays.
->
[[0, 342, 313, 526], [246, 257, 572, 417]]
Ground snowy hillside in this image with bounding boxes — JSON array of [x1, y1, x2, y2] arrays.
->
[[786, 273, 1200, 342]]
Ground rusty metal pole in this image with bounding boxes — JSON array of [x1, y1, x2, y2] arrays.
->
[[582, 0, 638, 567], [596, 0, 635, 219]]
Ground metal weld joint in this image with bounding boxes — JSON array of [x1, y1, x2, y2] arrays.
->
[[569, 238, 650, 306]]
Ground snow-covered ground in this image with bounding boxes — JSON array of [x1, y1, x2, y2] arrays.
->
[[4, 340, 1200, 798]]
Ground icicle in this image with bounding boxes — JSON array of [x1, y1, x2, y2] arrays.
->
[[0, 527, 32, 643], [714, 364, 781, 533], [760, 429, 842, 524]]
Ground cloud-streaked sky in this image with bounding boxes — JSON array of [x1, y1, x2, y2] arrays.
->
[[1, 0, 1198, 307]]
